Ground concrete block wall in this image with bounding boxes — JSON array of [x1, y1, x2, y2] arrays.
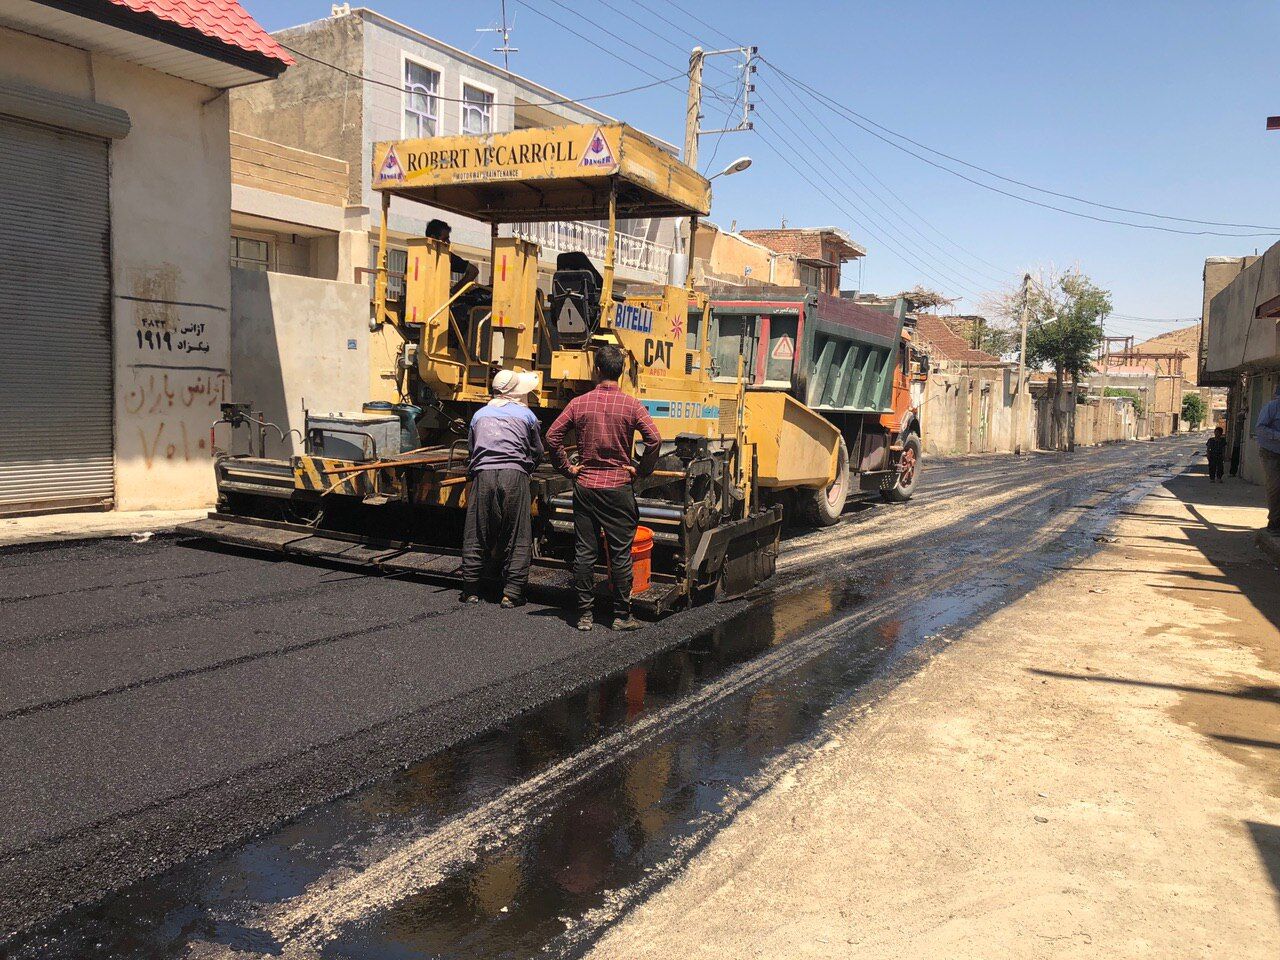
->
[[921, 371, 1035, 456], [1035, 390, 1138, 451], [230, 270, 372, 457]]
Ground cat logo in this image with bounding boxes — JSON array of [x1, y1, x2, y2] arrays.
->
[[377, 146, 405, 182]]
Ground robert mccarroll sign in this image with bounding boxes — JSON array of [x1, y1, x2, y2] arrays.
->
[[372, 124, 622, 189]]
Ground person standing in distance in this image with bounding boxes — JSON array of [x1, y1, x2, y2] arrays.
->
[[546, 344, 661, 632], [459, 369, 543, 607]]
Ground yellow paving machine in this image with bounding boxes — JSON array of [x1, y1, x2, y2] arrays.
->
[[183, 122, 866, 615]]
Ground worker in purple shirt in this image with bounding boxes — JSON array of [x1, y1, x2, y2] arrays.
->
[[459, 369, 543, 607], [1256, 382, 1280, 533]]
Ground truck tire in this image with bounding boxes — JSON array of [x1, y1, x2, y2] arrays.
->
[[882, 433, 921, 502], [796, 436, 849, 527]]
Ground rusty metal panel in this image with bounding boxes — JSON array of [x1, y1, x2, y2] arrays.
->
[[0, 116, 113, 514]]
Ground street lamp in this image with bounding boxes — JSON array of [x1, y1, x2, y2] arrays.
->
[[709, 156, 752, 180]]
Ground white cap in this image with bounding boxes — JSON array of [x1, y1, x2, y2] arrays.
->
[[492, 369, 541, 397]]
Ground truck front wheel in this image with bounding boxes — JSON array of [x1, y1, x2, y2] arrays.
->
[[797, 436, 849, 527], [882, 433, 921, 502]]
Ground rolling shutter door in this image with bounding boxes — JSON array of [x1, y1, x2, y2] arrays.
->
[[0, 116, 114, 514]]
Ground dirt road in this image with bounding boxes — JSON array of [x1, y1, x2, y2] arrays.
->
[[589, 463, 1280, 960], [0, 437, 1208, 952]]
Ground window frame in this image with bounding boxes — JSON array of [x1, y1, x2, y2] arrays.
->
[[401, 52, 443, 139], [459, 77, 497, 137], [230, 232, 272, 272]]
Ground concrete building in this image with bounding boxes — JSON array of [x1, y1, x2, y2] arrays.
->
[[692, 221, 802, 288], [228, 6, 678, 294], [229, 131, 361, 281], [1203, 242, 1280, 484], [738, 227, 865, 295], [0, 0, 290, 516]]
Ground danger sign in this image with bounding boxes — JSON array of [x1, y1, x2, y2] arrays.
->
[[376, 146, 404, 182], [771, 335, 795, 361]]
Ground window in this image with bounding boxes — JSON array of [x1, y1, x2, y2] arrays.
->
[[404, 59, 440, 137], [386, 247, 408, 300], [461, 83, 494, 135], [231, 236, 269, 272]]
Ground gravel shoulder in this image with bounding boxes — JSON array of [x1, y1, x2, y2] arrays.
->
[[588, 464, 1280, 959]]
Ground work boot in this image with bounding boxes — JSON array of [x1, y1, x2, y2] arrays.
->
[[612, 616, 642, 632], [460, 591, 480, 604], [576, 612, 594, 631], [500, 595, 525, 609]]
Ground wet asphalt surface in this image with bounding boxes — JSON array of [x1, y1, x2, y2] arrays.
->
[[0, 437, 1203, 956]]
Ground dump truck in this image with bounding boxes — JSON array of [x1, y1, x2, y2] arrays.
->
[[181, 123, 922, 616], [706, 288, 924, 525]]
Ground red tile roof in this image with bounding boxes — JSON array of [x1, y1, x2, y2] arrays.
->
[[915, 314, 1003, 364], [107, 0, 294, 65]]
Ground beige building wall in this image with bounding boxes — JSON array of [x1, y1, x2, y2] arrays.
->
[[693, 222, 800, 288], [1207, 242, 1280, 373], [1, 26, 234, 511], [230, 271, 371, 457], [921, 370, 1036, 456]]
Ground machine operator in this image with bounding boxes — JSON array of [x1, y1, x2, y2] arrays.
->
[[424, 218, 480, 295]]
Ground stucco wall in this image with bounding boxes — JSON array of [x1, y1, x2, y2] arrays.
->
[[921, 370, 1035, 456], [229, 15, 366, 205], [230, 270, 371, 456], [1207, 241, 1280, 375], [2, 26, 232, 511], [693, 223, 800, 287]]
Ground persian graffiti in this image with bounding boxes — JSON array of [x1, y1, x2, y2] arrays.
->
[[123, 370, 229, 469]]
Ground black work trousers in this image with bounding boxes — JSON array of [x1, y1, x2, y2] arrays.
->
[[460, 468, 532, 600], [572, 483, 638, 619], [1208, 455, 1225, 482]]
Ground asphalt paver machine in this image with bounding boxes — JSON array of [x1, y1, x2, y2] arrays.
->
[[182, 123, 847, 615]]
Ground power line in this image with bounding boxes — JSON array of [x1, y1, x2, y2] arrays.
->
[[766, 59, 1280, 234], [656, 0, 745, 48], [279, 40, 684, 108], [765, 59, 1280, 239], [761, 76, 1016, 289], [1110, 314, 1201, 323], [590, 0, 740, 90], [514, 0, 685, 92], [752, 116, 985, 302], [755, 105, 989, 299]]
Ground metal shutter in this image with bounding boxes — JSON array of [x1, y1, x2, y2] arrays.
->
[[0, 116, 114, 514]]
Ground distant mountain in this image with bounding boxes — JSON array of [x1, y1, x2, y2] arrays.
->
[[1134, 324, 1201, 372]]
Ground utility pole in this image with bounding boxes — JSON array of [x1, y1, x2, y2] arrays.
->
[[1013, 272, 1031, 455], [676, 44, 755, 285], [477, 1, 517, 71], [683, 47, 704, 170], [676, 47, 705, 284]]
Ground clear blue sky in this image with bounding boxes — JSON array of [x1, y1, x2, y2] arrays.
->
[[254, 0, 1280, 341]]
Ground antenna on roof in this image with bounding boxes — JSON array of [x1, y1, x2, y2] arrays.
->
[[477, 1, 518, 72]]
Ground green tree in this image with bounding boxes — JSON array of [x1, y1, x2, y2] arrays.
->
[[1104, 387, 1146, 420], [1181, 391, 1207, 429], [996, 270, 1111, 451]]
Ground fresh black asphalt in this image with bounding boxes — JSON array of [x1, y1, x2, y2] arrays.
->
[[0, 439, 1201, 941]]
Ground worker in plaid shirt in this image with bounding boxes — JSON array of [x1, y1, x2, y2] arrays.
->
[[546, 344, 661, 632]]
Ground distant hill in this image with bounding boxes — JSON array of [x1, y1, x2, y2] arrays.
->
[[1134, 324, 1201, 372]]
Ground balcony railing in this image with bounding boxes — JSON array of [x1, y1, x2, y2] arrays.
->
[[512, 220, 672, 278]]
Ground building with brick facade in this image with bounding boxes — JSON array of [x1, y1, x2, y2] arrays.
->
[[738, 227, 865, 295]]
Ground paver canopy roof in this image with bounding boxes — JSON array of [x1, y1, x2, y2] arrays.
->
[[372, 124, 711, 224]]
